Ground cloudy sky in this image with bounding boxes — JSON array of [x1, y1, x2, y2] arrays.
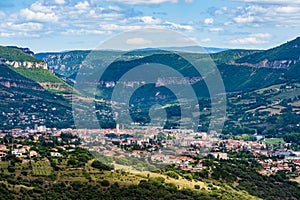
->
[[0, 0, 299, 52]]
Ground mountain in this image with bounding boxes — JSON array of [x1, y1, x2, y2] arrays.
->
[[141, 46, 228, 53], [36, 38, 300, 95], [0, 46, 72, 93], [0, 46, 74, 130], [235, 37, 300, 69], [35, 46, 227, 79], [35, 51, 91, 79]]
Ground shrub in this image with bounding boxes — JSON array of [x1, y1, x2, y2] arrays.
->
[[164, 171, 179, 179], [194, 185, 200, 189], [100, 180, 110, 187]]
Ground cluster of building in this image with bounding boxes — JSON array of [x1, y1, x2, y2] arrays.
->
[[1, 126, 300, 175]]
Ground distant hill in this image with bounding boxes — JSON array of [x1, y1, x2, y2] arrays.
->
[[235, 37, 300, 68], [143, 46, 228, 53], [36, 38, 300, 95], [0, 46, 72, 93]]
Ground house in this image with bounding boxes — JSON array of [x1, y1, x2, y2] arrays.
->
[[0, 145, 7, 151], [211, 152, 228, 160], [127, 137, 149, 145], [50, 152, 63, 157], [0, 151, 6, 157], [11, 149, 22, 157], [29, 150, 38, 157]]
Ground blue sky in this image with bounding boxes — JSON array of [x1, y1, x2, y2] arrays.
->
[[0, 0, 299, 52]]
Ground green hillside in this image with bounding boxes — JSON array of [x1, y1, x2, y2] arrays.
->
[[236, 37, 300, 64], [0, 46, 41, 62], [0, 65, 74, 130], [11, 67, 65, 83], [284, 62, 300, 82], [211, 49, 260, 65]]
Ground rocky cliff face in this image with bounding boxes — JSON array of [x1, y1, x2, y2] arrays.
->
[[234, 58, 300, 69], [4, 60, 48, 70], [0, 64, 44, 91]]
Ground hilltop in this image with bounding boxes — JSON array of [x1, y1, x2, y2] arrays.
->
[[235, 37, 300, 68]]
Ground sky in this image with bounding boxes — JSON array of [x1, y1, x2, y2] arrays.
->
[[0, 0, 299, 52]]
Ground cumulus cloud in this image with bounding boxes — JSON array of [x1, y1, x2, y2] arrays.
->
[[230, 33, 272, 45], [62, 29, 107, 35], [126, 37, 152, 45], [204, 18, 214, 25], [209, 27, 223, 32], [236, 0, 300, 4], [5, 22, 43, 31], [234, 16, 255, 23], [54, 0, 66, 4], [75, 1, 90, 10], [165, 21, 194, 31], [107, 0, 178, 4], [20, 8, 58, 22], [139, 16, 161, 24]]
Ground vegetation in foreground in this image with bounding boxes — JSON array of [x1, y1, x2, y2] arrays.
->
[[1, 144, 300, 200]]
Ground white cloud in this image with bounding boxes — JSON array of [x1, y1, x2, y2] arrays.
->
[[5, 22, 43, 31], [236, 0, 300, 4], [230, 33, 272, 45], [234, 16, 255, 23], [75, 1, 90, 10], [139, 16, 161, 24], [274, 6, 300, 13], [30, 2, 55, 13], [229, 4, 300, 27], [107, 0, 178, 4], [62, 29, 107, 35], [250, 33, 272, 39], [99, 23, 142, 31], [126, 37, 152, 45], [165, 21, 194, 31], [20, 8, 58, 22], [215, 7, 228, 15], [230, 37, 265, 44], [55, 0, 66, 4], [0, 32, 40, 38], [209, 27, 223, 32], [204, 18, 214, 25]]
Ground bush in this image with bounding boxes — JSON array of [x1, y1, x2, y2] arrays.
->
[[7, 167, 15, 173], [91, 160, 112, 171], [100, 180, 110, 187], [183, 174, 193, 181], [164, 171, 179, 179], [194, 185, 200, 189]]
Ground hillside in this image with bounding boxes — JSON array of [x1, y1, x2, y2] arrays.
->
[[0, 46, 75, 130], [37, 38, 300, 95], [235, 37, 300, 68], [0, 46, 73, 93], [1, 141, 299, 200], [0, 46, 41, 63]]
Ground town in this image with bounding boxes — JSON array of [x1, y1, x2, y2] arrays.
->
[[1, 125, 300, 177]]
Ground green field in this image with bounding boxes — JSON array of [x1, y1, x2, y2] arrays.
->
[[265, 138, 285, 144], [32, 161, 52, 176]]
